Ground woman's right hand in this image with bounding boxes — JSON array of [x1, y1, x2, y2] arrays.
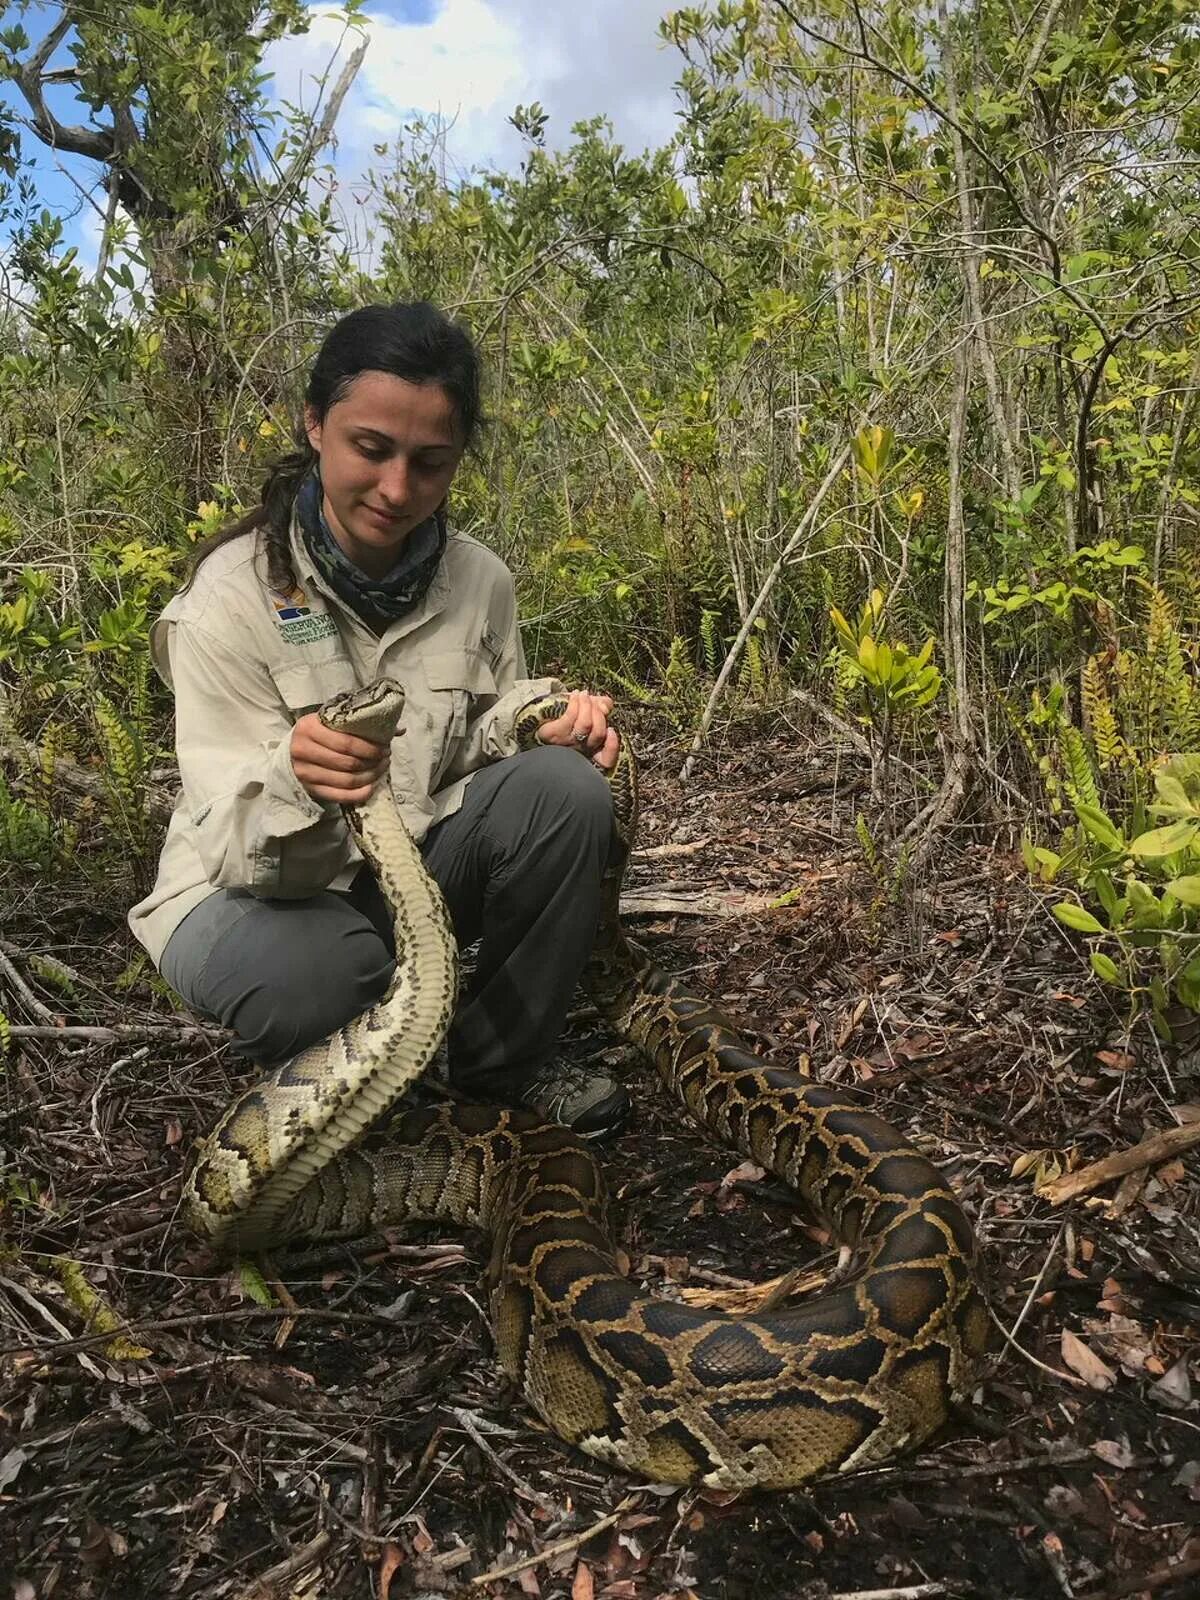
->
[[290, 712, 391, 805]]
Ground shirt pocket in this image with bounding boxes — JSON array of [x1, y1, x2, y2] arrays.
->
[[420, 647, 498, 784], [272, 658, 359, 721]]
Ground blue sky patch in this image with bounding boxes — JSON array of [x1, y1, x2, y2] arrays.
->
[[385, 0, 443, 24]]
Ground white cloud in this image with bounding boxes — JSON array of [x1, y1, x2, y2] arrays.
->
[[265, 0, 682, 182]]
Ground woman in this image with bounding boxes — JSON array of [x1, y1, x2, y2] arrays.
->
[[129, 301, 630, 1141]]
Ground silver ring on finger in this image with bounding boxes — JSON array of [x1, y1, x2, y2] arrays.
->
[[572, 728, 589, 745]]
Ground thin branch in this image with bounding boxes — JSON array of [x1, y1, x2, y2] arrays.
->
[[13, 18, 118, 163], [680, 445, 853, 781]]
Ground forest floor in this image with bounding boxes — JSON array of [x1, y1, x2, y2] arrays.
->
[[2, 712, 1199, 1600]]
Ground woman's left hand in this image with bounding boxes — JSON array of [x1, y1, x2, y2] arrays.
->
[[535, 689, 620, 772]]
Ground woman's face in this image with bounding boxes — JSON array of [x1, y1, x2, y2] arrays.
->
[[305, 371, 465, 578]]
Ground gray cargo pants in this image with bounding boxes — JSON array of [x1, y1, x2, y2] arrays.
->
[[159, 746, 613, 1095]]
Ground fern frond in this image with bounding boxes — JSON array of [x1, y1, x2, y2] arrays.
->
[[92, 690, 146, 838], [0, 773, 53, 866], [855, 812, 878, 870], [1083, 656, 1122, 767], [739, 632, 767, 700], [1057, 722, 1101, 810], [699, 609, 722, 678]]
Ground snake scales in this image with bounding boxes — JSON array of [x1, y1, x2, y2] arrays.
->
[[184, 679, 988, 1489]]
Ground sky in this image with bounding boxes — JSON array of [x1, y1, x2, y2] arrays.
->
[[1, 0, 686, 272]]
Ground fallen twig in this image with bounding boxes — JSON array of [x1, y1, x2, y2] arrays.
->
[[469, 1494, 639, 1587], [446, 1405, 554, 1511], [824, 1586, 960, 1600], [787, 686, 873, 757], [0, 945, 58, 1024], [233, 1531, 332, 1600], [1081, 1551, 1200, 1600], [619, 889, 775, 919], [856, 1445, 1152, 1486], [2, 1304, 445, 1361], [988, 1305, 1086, 1389], [6, 1021, 230, 1044], [0, 735, 174, 822], [632, 840, 708, 861], [1038, 1118, 1200, 1205]]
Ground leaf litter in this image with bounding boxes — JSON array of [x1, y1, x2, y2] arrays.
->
[[2, 727, 1198, 1598]]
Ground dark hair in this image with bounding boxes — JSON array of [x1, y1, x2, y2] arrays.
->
[[185, 301, 483, 593]]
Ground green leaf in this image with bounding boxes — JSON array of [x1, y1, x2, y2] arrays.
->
[[1165, 876, 1200, 908], [1074, 803, 1123, 852], [1151, 1008, 1174, 1042], [1033, 846, 1062, 883], [1090, 952, 1121, 984], [237, 1262, 277, 1307], [1153, 772, 1199, 816], [1130, 820, 1199, 858], [1053, 903, 1106, 935], [829, 606, 857, 650], [1091, 871, 1120, 921], [1126, 877, 1160, 916]]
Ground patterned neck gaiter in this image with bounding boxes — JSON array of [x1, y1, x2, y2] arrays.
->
[[296, 468, 447, 625]]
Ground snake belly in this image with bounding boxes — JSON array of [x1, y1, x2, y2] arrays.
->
[[184, 680, 989, 1489]]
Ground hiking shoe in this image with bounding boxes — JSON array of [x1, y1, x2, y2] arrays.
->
[[513, 1058, 631, 1142]]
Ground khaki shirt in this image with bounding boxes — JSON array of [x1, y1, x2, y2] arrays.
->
[[128, 519, 558, 964]]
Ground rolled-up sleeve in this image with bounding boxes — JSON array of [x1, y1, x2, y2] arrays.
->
[[164, 618, 352, 896]]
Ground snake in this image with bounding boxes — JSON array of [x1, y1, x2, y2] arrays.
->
[[183, 678, 989, 1490]]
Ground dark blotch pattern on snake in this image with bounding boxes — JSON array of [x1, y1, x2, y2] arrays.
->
[[183, 678, 989, 1489]]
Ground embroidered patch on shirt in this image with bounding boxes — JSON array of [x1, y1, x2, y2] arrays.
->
[[270, 585, 338, 645]]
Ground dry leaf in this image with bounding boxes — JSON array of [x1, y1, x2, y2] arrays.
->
[[78, 1521, 108, 1566], [572, 1561, 595, 1600], [1152, 1357, 1193, 1409], [835, 997, 869, 1047], [1091, 1437, 1135, 1468], [0, 1448, 28, 1492], [720, 1159, 765, 1189], [378, 1543, 404, 1600], [1096, 1049, 1136, 1071], [1011, 1150, 1043, 1180], [518, 1568, 541, 1597], [1061, 1329, 1116, 1390]]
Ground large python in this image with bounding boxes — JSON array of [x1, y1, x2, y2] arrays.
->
[[183, 679, 989, 1489]]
